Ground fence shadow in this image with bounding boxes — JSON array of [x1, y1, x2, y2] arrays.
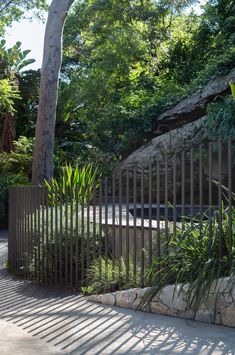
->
[[0, 266, 234, 354], [4, 137, 235, 354]]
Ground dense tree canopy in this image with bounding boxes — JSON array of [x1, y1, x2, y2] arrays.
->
[[0, 0, 234, 178], [52, 0, 234, 172]]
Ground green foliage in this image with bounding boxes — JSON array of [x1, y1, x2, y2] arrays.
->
[[44, 163, 100, 204], [0, 0, 48, 35], [0, 172, 29, 228], [0, 136, 34, 176], [58, 0, 235, 166], [204, 96, 235, 142], [229, 82, 235, 99], [164, 0, 235, 86], [25, 205, 105, 286], [0, 79, 20, 113], [0, 40, 35, 78], [140, 202, 235, 319], [0, 41, 39, 140], [0, 39, 37, 157], [1, 0, 234, 175], [0, 173, 29, 195], [0, 174, 29, 221], [188, 47, 235, 92], [0, 41, 31, 114], [59, 0, 196, 164], [14, 70, 40, 137], [82, 257, 142, 295]]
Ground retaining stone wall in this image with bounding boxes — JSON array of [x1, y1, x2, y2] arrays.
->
[[87, 278, 235, 328]]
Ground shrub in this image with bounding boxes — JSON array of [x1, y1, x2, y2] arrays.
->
[[82, 256, 143, 295], [45, 163, 100, 205], [140, 202, 235, 319], [204, 96, 235, 142], [0, 173, 29, 227], [0, 136, 34, 176], [24, 203, 105, 287]]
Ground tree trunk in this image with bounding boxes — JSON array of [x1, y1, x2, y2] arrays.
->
[[0, 112, 16, 152], [32, 0, 75, 185]]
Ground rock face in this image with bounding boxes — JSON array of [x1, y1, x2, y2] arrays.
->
[[114, 68, 235, 204], [87, 277, 235, 328], [157, 67, 235, 127], [115, 116, 224, 204], [117, 66, 235, 171], [117, 116, 206, 170]]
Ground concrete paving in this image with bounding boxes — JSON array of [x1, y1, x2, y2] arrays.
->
[[0, 318, 64, 355], [0, 231, 235, 354]]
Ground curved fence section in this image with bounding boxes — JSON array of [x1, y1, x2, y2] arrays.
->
[[8, 139, 235, 289]]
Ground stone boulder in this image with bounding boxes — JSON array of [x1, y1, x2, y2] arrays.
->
[[157, 67, 235, 127]]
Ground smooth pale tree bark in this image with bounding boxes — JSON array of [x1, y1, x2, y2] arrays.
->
[[32, 0, 75, 185]]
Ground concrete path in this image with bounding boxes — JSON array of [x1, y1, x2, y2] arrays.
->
[[0, 231, 235, 355]]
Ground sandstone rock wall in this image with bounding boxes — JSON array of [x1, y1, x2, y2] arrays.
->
[[117, 116, 206, 171], [114, 67, 235, 202], [157, 67, 235, 127], [114, 116, 235, 204], [87, 277, 235, 328]]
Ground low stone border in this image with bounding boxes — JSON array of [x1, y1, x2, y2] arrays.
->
[[87, 278, 235, 328]]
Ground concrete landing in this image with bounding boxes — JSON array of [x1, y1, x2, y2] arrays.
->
[[1, 231, 235, 354]]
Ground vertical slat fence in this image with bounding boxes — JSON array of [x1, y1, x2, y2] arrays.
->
[[7, 139, 235, 290]]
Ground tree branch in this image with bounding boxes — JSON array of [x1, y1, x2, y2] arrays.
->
[[0, 0, 15, 16]]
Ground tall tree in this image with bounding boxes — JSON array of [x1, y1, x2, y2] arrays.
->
[[56, 0, 196, 168], [32, 0, 75, 185]]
